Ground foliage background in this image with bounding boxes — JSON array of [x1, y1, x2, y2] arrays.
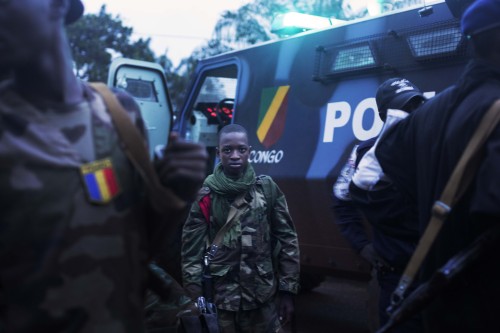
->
[[66, 0, 426, 113]]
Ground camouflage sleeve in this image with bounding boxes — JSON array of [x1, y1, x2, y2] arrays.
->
[[181, 200, 209, 297], [270, 180, 301, 294]]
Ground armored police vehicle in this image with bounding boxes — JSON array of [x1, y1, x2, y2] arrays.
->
[[108, 0, 473, 288]]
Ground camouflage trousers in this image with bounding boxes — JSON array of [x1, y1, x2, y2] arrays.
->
[[217, 301, 282, 333]]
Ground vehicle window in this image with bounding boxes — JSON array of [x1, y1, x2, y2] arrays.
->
[[124, 78, 158, 102], [193, 76, 237, 127], [186, 64, 238, 147], [186, 65, 238, 173]]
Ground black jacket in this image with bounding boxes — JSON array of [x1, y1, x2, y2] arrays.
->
[[376, 59, 500, 332], [333, 137, 419, 270]]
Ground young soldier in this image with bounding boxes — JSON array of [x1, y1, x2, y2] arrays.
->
[[181, 124, 300, 333], [0, 0, 207, 332]]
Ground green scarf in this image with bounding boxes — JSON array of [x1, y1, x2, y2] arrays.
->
[[204, 163, 256, 229]]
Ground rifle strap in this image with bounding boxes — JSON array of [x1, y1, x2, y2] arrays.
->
[[205, 192, 247, 260], [392, 99, 500, 304], [89, 82, 187, 212], [204, 177, 280, 259], [201, 192, 246, 301]]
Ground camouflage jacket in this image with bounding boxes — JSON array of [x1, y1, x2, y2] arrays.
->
[[0, 82, 184, 333], [181, 176, 300, 311]]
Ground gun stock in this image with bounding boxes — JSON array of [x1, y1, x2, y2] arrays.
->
[[378, 225, 500, 333]]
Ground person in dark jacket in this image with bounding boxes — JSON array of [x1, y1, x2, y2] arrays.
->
[[371, 0, 500, 331], [332, 78, 425, 332]]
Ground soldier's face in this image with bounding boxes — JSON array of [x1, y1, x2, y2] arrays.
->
[[217, 132, 251, 178], [0, 0, 56, 68]]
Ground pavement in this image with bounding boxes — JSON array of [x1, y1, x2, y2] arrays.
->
[[283, 276, 374, 333]]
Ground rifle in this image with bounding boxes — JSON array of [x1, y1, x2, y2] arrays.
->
[[176, 251, 220, 333], [201, 247, 218, 314], [379, 99, 500, 332], [377, 224, 500, 333]]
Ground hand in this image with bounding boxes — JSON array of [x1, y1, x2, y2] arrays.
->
[[278, 291, 295, 326], [155, 132, 208, 202], [360, 243, 391, 270]]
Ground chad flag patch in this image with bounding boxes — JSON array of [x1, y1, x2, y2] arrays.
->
[[80, 158, 120, 204]]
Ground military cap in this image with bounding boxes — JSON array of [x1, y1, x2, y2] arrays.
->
[[376, 78, 425, 121], [461, 0, 500, 36]]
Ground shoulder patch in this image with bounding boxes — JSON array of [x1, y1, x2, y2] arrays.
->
[[80, 158, 121, 204]]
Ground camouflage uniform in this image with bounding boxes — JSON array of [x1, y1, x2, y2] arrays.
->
[[0, 82, 187, 333], [181, 175, 300, 332]]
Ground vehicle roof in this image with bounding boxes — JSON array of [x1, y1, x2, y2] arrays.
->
[[195, 0, 448, 62]]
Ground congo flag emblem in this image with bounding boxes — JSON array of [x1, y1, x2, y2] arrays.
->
[[80, 158, 120, 204], [257, 85, 290, 148]]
